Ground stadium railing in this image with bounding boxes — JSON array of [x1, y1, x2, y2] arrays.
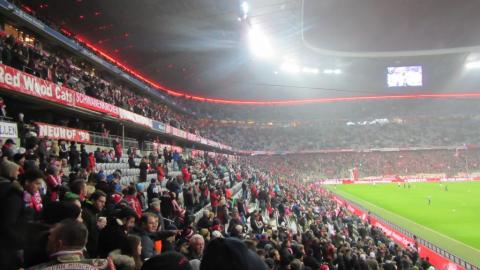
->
[[89, 131, 140, 149]]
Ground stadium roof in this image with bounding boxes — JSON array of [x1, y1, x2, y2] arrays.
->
[[13, 0, 480, 103]]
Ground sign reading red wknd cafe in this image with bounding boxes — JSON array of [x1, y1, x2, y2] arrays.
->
[[0, 63, 119, 116], [0, 63, 75, 105]]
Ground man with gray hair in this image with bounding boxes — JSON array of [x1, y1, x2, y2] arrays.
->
[[185, 234, 204, 260]]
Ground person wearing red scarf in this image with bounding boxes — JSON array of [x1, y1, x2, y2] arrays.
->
[[22, 168, 45, 221]]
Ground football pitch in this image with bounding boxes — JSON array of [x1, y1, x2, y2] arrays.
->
[[326, 182, 480, 266]]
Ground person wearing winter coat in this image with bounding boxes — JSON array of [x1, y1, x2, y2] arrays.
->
[[80, 144, 90, 170], [139, 157, 149, 182], [0, 160, 25, 270], [21, 168, 45, 222], [82, 190, 107, 258], [69, 142, 80, 170], [132, 213, 176, 260]]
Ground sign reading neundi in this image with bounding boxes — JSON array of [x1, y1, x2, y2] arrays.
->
[[36, 122, 91, 143]]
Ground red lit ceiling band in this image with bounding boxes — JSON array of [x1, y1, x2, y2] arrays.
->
[[77, 38, 480, 106]]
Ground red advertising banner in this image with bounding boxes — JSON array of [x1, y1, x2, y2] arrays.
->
[[171, 127, 187, 139], [36, 122, 91, 143], [118, 108, 152, 127], [331, 195, 465, 270], [186, 132, 197, 142], [75, 92, 119, 117], [0, 63, 75, 106], [164, 124, 173, 134]]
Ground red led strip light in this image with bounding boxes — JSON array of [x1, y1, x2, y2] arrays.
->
[[76, 38, 480, 105]]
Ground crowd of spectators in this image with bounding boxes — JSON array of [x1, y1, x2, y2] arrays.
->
[[0, 6, 473, 270], [0, 131, 441, 270], [252, 149, 480, 181], [204, 116, 480, 151]]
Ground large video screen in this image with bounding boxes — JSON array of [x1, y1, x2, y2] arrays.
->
[[387, 66, 422, 87]]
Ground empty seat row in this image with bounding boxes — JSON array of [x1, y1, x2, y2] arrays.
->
[[96, 163, 130, 171]]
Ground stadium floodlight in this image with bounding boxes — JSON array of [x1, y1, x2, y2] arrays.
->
[[302, 67, 319, 74], [241, 2, 249, 15], [323, 69, 342, 75], [465, 61, 480, 69], [280, 61, 301, 74], [248, 27, 274, 59]]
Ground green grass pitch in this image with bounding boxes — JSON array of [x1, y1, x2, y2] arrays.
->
[[327, 182, 480, 266]]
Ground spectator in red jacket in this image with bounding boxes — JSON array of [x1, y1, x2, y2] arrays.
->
[[88, 152, 96, 173], [156, 163, 165, 183], [114, 140, 122, 163], [181, 166, 191, 183], [125, 186, 143, 218], [210, 189, 220, 214]]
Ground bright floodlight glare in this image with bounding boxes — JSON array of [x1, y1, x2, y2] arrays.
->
[[280, 62, 300, 74], [323, 69, 341, 75], [465, 61, 480, 69], [302, 67, 319, 74], [241, 2, 249, 14], [248, 27, 273, 59]]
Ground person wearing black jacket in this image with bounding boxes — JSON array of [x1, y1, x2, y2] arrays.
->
[[69, 141, 80, 170], [133, 212, 176, 260], [98, 207, 137, 258], [80, 144, 90, 170], [227, 211, 243, 236], [147, 178, 161, 204], [197, 210, 212, 231], [139, 157, 148, 182], [0, 160, 24, 270], [82, 190, 107, 258], [182, 184, 195, 212], [59, 140, 68, 160], [128, 155, 136, 168]]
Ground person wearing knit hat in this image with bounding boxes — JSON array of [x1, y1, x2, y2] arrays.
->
[[141, 251, 192, 270], [0, 159, 20, 180]]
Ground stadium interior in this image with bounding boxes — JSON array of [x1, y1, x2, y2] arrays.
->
[[0, 0, 479, 270]]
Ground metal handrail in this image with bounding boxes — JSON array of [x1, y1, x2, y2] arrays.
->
[[337, 195, 479, 270], [89, 131, 139, 149]]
